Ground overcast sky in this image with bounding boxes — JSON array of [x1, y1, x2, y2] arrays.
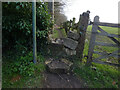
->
[[63, 0, 120, 23]]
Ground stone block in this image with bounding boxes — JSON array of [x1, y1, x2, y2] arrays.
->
[[67, 31, 80, 41], [45, 59, 73, 74], [63, 47, 76, 55], [62, 38, 78, 50]]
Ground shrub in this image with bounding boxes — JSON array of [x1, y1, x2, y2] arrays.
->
[[3, 52, 45, 77], [2, 2, 53, 54]]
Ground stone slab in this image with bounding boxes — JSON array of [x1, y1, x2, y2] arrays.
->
[[62, 38, 78, 50], [45, 59, 73, 73], [67, 31, 80, 41], [63, 47, 76, 55]]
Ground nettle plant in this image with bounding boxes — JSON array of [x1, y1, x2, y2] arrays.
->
[[10, 52, 35, 76], [9, 52, 45, 76]]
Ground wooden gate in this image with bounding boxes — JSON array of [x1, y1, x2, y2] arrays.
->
[[86, 16, 120, 67]]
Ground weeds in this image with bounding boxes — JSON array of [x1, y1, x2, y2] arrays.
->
[[2, 52, 45, 88]]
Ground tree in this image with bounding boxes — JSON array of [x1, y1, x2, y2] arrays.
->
[[54, 0, 67, 26], [54, 12, 67, 25]]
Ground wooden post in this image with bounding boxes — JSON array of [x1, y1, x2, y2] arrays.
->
[[66, 21, 70, 33], [76, 11, 90, 61], [72, 18, 75, 31], [69, 20, 72, 30], [86, 16, 99, 65]]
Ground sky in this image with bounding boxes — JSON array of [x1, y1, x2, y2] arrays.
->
[[63, 0, 120, 23]]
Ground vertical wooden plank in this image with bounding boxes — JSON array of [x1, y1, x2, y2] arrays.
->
[[86, 16, 99, 65], [76, 11, 90, 61], [72, 17, 75, 31], [67, 21, 70, 32], [77, 14, 82, 33]]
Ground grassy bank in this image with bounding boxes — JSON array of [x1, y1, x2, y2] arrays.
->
[[73, 62, 119, 88], [74, 25, 119, 88]]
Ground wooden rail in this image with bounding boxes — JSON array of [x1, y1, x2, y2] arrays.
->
[[95, 42, 119, 47], [93, 50, 119, 61], [93, 60, 120, 67], [91, 22, 120, 28]]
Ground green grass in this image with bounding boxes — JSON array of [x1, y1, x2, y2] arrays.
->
[[60, 28, 67, 37], [99, 26, 118, 34], [2, 52, 45, 88], [87, 25, 119, 34], [2, 70, 44, 88], [52, 27, 67, 39], [74, 25, 119, 88], [73, 62, 119, 88], [52, 29, 59, 38]]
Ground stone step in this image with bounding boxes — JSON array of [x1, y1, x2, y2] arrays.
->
[[45, 58, 73, 74], [67, 31, 80, 41], [62, 38, 78, 50]]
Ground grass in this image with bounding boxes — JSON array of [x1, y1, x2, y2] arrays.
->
[[2, 71, 44, 88], [52, 29, 59, 39], [60, 28, 67, 37], [87, 25, 119, 34], [2, 52, 46, 88], [74, 25, 119, 88], [51, 27, 67, 39], [73, 62, 119, 88]]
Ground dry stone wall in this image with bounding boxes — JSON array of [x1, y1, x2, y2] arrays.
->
[[62, 31, 80, 55]]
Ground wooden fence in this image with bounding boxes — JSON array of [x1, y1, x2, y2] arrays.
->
[[86, 16, 120, 67]]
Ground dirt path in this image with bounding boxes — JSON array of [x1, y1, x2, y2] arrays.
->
[[43, 71, 86, 88], [43, 26, 86, 88], [57, 28, 64, 38], [54, 25, 64, 38]]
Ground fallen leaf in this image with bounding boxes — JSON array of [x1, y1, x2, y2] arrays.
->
[[112, 81, 116, 85]]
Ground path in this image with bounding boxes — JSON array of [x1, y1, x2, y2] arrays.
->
[[42, 25, 86, 88], [43, 71, 86, 88], [41, 44, 87, 88], [57, 28, 64, 38], [54, 24, 64, 38]]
